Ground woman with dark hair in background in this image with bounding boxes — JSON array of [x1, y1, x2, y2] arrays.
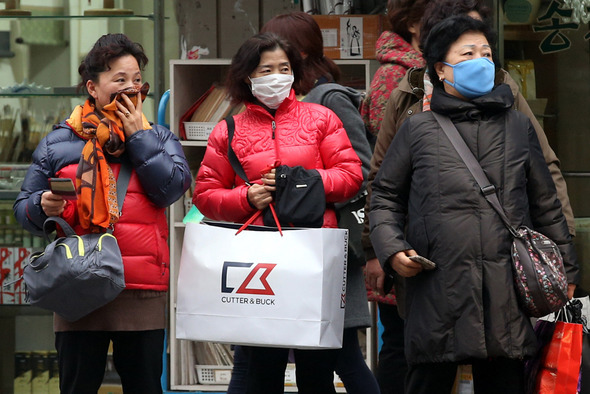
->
[[194, 32, 363, 394], [258, 11, 379, 394], [361, 0, 429, 137], [14, 33, 191, 393], [369, 15, 578, 393]]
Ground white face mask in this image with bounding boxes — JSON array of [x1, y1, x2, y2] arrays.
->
[[249, 73, 294, 109]]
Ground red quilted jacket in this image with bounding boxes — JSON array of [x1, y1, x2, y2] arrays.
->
[[195, 90, 363, 227]]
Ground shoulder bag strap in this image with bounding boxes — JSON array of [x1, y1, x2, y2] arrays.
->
[[117, 157, 132, 212], [432, 111, 518, 236], [226, 116, 282, 234], [226, 116, 251, 185]]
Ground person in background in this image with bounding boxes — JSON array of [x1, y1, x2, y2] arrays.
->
[[13, 33, 191, 393], [359, 1, 430, 392], [194, 32, 362, 394], [369, 15, 578, 393], [361, 0, 429, 137], [362, 0, 577, 390], [255, 11, 379, 394]]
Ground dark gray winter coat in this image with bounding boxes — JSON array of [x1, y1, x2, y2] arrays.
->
[[369, 84, 578, 364], [303, 82, 372, 329]]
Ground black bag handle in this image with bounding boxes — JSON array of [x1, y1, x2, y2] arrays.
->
[[42, 217, 76, 243], [432, 111, 518, 237]]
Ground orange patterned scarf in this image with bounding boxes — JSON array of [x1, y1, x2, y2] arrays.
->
[[66, 83, 151, 231]]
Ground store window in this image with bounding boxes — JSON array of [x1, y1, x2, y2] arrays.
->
[[500, 0, 590, 290]]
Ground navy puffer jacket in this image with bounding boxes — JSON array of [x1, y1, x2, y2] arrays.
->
[[14, 120, 191, 291]]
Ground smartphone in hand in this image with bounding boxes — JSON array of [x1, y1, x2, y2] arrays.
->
[[48, 178, 77, 200], [409, 255, 436, 270]]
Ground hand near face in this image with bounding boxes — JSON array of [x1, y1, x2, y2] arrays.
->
[[116, 93, 144, 138]]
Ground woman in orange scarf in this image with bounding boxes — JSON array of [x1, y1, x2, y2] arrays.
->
[[14, 33, 191, 393]]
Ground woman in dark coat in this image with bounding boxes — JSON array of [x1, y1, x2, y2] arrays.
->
[[369, 16, 578, 394]]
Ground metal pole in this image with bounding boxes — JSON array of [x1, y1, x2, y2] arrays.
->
[[153, 0, 164, 115]]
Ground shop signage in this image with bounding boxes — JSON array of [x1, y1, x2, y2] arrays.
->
[[532, 0, 590, 53]]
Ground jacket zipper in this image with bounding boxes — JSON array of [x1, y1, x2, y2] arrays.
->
[[272, 120, 279, 160], [272, 120, 276, 139]]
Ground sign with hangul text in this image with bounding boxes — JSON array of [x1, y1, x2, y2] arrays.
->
[[1, 248, 31, 304]]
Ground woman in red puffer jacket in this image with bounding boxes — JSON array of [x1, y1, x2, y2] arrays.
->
[[195, 34, 362, 230], [194, 33, 362, 394]]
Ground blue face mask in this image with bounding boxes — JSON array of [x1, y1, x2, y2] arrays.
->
[[443, 57, 495, 99]]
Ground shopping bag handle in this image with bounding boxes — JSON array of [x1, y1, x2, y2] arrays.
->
[[236, 203, 283, 236]]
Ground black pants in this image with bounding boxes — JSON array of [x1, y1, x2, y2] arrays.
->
[[242, 346, 338, 394], [335, 328, 380, 394], [55, 330, 164, 394], [376, 303, 407, 394], [405, 357, 525, 394]]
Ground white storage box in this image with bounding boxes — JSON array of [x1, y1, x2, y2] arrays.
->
[[195, 365, 232, 384], [184, 122, 216, 141], [195, 363, 297, 385]]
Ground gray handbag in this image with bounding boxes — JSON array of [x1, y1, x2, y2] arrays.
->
[[23, 160, 132, 321]]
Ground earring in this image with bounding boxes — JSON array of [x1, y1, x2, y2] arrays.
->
[[439, 76, 444, 82]]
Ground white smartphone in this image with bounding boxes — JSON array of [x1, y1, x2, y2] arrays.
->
[[48, 178, 77, 200], [409, 255, 436, 270]]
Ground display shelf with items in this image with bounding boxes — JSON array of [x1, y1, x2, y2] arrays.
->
[[0, 0, 165, 136], [0, 163, 53, 393], [168, 58, 377, 392]]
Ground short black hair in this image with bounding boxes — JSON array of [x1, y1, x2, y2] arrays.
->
[[78, 33, 148, 102], [420, 0, 492, 51], [225, 33, 302, 105], [423, 15, 498, 89]]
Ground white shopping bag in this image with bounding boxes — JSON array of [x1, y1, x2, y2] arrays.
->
[[176, 221, 348, 349]]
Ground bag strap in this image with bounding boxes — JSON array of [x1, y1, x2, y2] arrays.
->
[[432, 112, 518, 237], [42, 217, 76, 243], [116, 157, 132, 212], [226, 116, 251, 185], [226, 116, 282, 235]]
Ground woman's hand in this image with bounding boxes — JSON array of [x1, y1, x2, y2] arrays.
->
[[116, 93, 144, 138], [365, 258, 386, 295], [41, 191, 66, 217], [568, 283, 576, 300], [390, 250, 423, 278], [247, 169, 276, 210]]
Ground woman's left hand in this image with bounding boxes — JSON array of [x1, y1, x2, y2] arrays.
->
[[261, 168, 276, 187], [568, 283, 576, 299], [116, 93, 144, 138]]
